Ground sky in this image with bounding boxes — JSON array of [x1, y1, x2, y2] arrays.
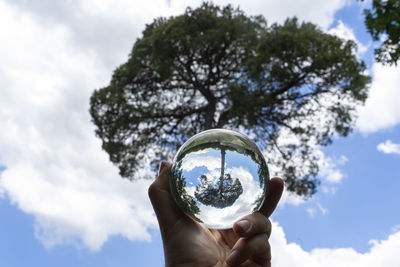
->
[[0, 0, 400, 266]]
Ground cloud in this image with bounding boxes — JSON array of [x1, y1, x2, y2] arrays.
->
[[203, 0, 348, 29], [277, 184, 306, 207], [5, 0, 189, 68], [318, 154, 348, 184], [8, 0, 348, 44], [270, 221, 400, 266], [328, 20, 369, 56], [306, 207, 317, 217], [181, 155, 221, 172], [377, 140, 400, 155], [306, 203, 328, 217], [4, 0, 349, 76], [2, 164, 156, 250], [392, 225, 400, 233], [357, 63, 400, 133], [0, 1, 157, 250], [0, 183, 4, 199]]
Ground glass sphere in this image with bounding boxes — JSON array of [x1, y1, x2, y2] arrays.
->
[[170, 129, 269, 229]]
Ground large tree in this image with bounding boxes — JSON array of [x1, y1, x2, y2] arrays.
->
[[364, 0, 400, 65], [90, 3, 370, 197]]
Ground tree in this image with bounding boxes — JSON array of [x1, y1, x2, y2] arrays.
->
[[194, 146, 243, 208], [195, 173, 243, 208], [364, 0, 400, 65], [90, 3, 370, 198]]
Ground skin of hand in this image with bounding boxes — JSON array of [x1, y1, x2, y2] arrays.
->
[[148, 161, 284, 267]]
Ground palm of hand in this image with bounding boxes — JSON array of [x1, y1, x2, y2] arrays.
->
[[163, 214, 269, 267], [163, 217, 235, 266]]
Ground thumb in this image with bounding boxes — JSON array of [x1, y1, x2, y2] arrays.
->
[[148, 161, 186, 234], [259, 177, 284, 218]]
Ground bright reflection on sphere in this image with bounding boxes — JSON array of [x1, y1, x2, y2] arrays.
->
[[170, 129, 269, 229]]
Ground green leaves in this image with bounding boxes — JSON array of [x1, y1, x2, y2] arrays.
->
[[364, 0, 400, 65], [90, 3, 370, 197]]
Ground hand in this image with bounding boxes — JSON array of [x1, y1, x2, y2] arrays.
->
[[148, 161, 284, 267]]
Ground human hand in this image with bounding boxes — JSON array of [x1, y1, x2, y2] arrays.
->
[[148, 161, 284, 267]]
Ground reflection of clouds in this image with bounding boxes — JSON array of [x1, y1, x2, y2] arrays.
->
[[181, 153, 221, 172], [188, 149, 209, 155], [196, 166, 264, 229], [186, 185, 196, 196]]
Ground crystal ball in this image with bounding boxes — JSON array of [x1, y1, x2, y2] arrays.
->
[[170, 129, 269, 229]]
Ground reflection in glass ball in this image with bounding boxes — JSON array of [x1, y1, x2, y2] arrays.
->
[[170, 129, 269, 229]]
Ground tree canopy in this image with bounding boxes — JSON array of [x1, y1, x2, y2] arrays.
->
[[364, 0, 400, 65], [90, 3, 370, 198]]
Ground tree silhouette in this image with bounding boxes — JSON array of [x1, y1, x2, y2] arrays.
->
[[194, 146, 243, 208], [90, 3, 370, 197], [195, 173, 243, 208], [364, 0, 400, 65]]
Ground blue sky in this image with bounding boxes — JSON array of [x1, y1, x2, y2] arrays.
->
[[1, 0, 400, 266]]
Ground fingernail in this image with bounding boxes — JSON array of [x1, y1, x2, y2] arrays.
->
[[226, 250, 239, 266], [236, 220, 250, 233]]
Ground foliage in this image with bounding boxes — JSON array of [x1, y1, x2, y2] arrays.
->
[[195, 174, 243, 208], [90, 3, 370, 197], [364, 0, 400, 65], [195, 147, 243, 208]]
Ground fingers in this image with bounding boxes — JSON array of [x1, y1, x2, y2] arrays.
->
[[228, 213, 272, 266], [233, 212, 271, 238], [225, 178, 283, 266], [259, 177, 284, 218], [232, 177, 283, 237], [226, 233, 271, 267], [148, 161, 186, 235]]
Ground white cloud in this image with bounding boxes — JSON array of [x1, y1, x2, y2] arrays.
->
[[377, 140, 400, 155], [181, 154, 221, 172], [317, 203, 328, 215], [8, 0, 348, 48], [270, 221, 400, 266], [328, 20, 369, 56], [5, 0, 189, 68], [0, 1, 157, 250], [2, 164, 155, 250], [392, 225, 400, 233], [321, 186, 338, 195], [204, 0, 348, 29], [0, 184, 4, 199], [306, 207, 317, 217], [357, 63, 400, 133], [318, 153, 348, 184], [306, 202, 328, 217], [278, 187, 307, 207]]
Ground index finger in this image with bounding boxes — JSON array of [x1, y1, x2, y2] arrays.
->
[[259, 177, 284, 218]]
